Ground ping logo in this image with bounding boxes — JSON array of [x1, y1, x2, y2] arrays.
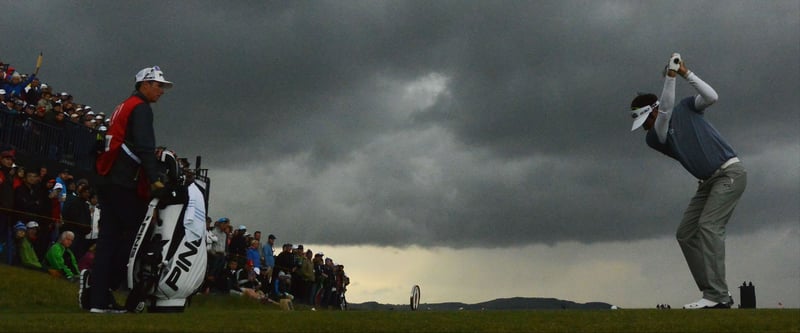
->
[[165, 239, 202, 291]]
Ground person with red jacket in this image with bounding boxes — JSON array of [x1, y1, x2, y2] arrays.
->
[[85, 66, 171, 314]]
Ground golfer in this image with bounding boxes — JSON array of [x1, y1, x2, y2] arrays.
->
[[629, 54, 746, 309]]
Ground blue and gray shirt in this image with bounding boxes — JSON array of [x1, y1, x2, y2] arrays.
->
[[646, 96, 737, 180]]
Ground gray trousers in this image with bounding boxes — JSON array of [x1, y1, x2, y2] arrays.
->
[[677, 162, 746, 303]]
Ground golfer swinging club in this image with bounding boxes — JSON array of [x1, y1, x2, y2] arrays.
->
[[629, 53, 746, 309]]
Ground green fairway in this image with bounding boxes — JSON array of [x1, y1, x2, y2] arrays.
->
[[1, 265, 797, 333]]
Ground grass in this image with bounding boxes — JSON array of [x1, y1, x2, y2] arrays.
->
[[1, 264, 798, 333]]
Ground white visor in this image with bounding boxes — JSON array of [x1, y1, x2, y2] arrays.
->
[[630, 101, 659, 131]]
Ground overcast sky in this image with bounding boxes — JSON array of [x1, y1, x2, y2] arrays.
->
[[3, 0, 798, 308]]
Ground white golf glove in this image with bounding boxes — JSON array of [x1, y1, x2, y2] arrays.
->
[[668, 53, 681, 72]]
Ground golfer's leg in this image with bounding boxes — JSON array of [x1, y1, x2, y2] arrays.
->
[[698, 165, 747, 303], [677, 186, 710, 293]]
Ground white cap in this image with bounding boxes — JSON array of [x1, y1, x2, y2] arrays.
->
[[0, 89, 5, 94], [135, 66, 173, 89], [26, 221, 39, 229], [53, 183, 64, 190], [630, 101, 659, 131]]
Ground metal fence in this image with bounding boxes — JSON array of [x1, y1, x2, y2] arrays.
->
[[0, 110, 97, 170]]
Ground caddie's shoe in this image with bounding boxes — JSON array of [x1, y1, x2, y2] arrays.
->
[[683, 298, 730, 309], [78, 269, 91, 310]]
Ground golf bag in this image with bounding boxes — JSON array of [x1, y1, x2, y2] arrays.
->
[[126, 150, 208, 313]]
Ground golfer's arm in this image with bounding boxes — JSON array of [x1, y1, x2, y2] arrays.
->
[[685, 72, 718, 111], [655, 76, 676, 143]]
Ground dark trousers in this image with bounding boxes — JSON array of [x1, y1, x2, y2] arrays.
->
[[90, 185, 147, 308]]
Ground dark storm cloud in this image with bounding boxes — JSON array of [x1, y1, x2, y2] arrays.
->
[[3, 1, 797, 247]]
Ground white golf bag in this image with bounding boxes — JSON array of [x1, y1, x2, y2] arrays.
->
[[126, 150, 208, 313]]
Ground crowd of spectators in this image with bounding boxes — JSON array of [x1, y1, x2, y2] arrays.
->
[[0, 57, 106, 281], [2, 158, 100, 282], [2, 60, 109, 131], [204, 218, 350, 310], [1, 59, 104, 171]]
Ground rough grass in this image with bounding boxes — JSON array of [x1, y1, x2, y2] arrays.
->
[[1, 265, 797, 333]]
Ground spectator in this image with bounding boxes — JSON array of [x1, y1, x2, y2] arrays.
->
[[18, 221, 43, 270], [1, 98, 10, 112], [320, 257, 335, 308], [225, 259, 264, 301], [45, 230, 80, 281], [14, 168, 47, 259], [25, 77, 43, 106], [311, 253, 326, 307], [58, 92, 70, 104], [52, 110, 67, 128], [0, 61, 8, 81], [32, 105, 46, 122], [12, 165, 25, 190], [241, 259, 267, 301], [207, 217, 229, 291], [201, 216, 218, 295], [204, 216, 216, 251], [85, 192, 100, 245], [82, 118, 97, 130], [62, 183, 92, 258], [274, 243, 295, 277], [276, 270, 294, 303], [10, 221, 27, 265], [49, 100, 63, 121], [38, 87, 54, 121], [43, 179, 62, 240], [228, 225, 248, 264], [245, 239, 261, 273], [332, 264, 350, 310], [38, 166, 50, 183], [257, 265, 273, 299], [55, 169, 71, 208], [301, 249, 315, 304], [2, 72, 36, 100], [0, 147, 15, 250], [292, 245, 313, 304], [273, 243, 296, 299], [260, 234, 276, 284]]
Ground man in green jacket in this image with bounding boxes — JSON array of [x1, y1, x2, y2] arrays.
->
[[45, 231, 80, 281], [19, 221, 43, 269]]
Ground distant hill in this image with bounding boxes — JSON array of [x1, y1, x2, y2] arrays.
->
[[349, 297, 613, 311]]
